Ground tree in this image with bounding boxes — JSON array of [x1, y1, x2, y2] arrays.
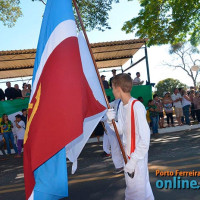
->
[[122, 0, 200, 46], [155, 78, 187, 97], [0, 0, 22, 27], [165, 43, 200, 87]]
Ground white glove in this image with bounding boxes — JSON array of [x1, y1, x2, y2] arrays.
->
[[124, 157, 137, 174], [106, 108, 116, 123]]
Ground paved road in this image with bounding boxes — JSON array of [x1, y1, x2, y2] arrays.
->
[[1, 128, 200, 200]]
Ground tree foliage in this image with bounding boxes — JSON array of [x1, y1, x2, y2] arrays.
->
[[155, 78, 187, 97], [122, 0, 200, 46], [32, 0, 120, 31], [166, 43, 199, 87], [0, 0, 22, 27]]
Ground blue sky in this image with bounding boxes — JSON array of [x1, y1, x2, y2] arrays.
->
[[0, 0, 198, 90]]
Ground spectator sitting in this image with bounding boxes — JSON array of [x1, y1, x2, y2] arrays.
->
[[22, 84, 31, 98], [14, 114, 25, 158], [13, 84, 22, 99], [138, 96, 144, 104], [21, 108, 28, 127], [133, 72, 144, 85], [5, 82, 15, 100], [0, 88, 5, 101], [163, 92, 174, 127], [171, 88, 183, 126], [109, 69, 117, 88], [101, 75, 109, 89], [153, 94, 165, 128], [181, 90, 191, 125], [193, 92, 200, 123], [0, 114, 18, 155], [148, 99, 159, 135]]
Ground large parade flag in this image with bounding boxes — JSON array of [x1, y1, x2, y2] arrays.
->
[[23, 0, 107, 199]]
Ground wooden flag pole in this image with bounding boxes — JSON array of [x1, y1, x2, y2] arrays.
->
[[72, 0, 127, 164]]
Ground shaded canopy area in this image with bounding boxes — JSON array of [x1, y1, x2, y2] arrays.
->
[[0, 38, 147, 79]]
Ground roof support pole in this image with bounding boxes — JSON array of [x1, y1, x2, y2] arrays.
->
[[121, 66, 123, 73], [144, 42, 151, 84]]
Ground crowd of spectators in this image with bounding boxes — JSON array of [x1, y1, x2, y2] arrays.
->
[[0, 82, 31, 101], [101, 70, 144, 89], [0, 109, 27, 158], [143, 87, 200, 135]]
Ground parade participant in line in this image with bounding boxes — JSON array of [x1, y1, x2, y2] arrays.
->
[[102, 129, 111, 157], [14, 114, 25, 158], [102, 99, 124, 174], [106, 73, 154, 200]]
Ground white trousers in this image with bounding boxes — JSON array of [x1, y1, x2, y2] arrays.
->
[[103, 133, 110, 154], [125, 154, 154, 200], [107, 129, 124, 169]]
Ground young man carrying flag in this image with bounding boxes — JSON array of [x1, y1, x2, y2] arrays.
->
[[106, 73, 154, 200], [23, 0, 106, 199]]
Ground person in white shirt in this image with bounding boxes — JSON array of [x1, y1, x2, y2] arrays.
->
[[101, 99, 124, 174], [107, 73, 154, 200], [181, 90, 191, 125], [14, 114, 25, 158], [171, 88, 183, 126], [133, 72, 144, 85]]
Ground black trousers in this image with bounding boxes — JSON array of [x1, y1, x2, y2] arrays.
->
[[191, 103, 196, 120], [166, 113, 174, 125], [195, 109, 200, 122]]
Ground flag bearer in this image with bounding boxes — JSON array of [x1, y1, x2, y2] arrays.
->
[[106, 73, 154, 200]]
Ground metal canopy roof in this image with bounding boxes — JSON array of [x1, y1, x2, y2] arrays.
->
[[0, 38, 147, 79]]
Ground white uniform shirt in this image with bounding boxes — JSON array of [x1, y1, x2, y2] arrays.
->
[[116, 98, 150, 160], [171, 93, 182, 108], [15, 120, 25, 140], [182, 96, 191, 107], [133, 77, 141, 84]]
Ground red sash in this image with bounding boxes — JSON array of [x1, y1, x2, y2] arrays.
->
[[130, 100, 138, 156]]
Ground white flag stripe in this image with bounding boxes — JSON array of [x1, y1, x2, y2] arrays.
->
[[66, 32, 107, 173], [30, 20, 77, 101], [78, 32, 107, 107], [28, 191, 34, 200]]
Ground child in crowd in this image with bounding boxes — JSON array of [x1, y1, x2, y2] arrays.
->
[[14, 114, 25, 158], [1, 114, 18, 155], [137, 96, 144, 104], [163, 92, 174, 127], [106, 73, 154, 200], [148, 100, 159, 135], [153, 94, 165, 128]]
